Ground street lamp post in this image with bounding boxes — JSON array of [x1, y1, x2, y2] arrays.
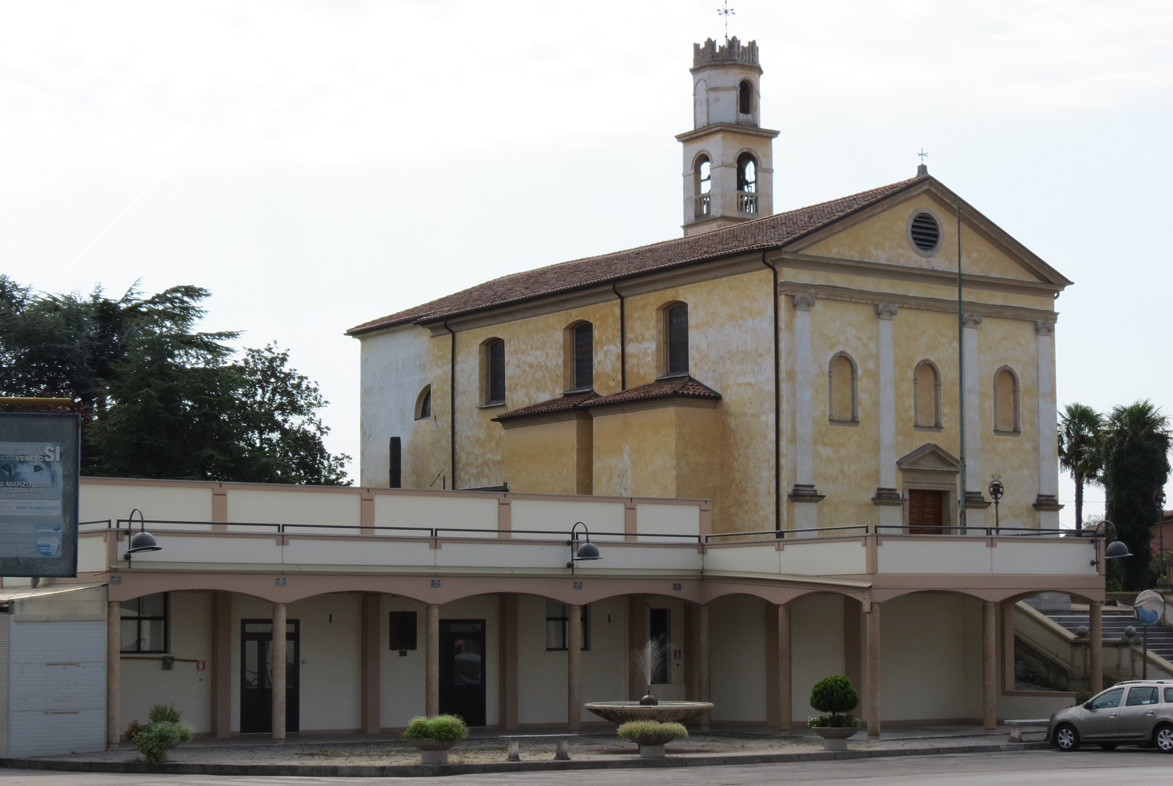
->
[[988, 476, 1004, 531]]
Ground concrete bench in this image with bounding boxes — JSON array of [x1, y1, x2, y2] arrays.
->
[[499, 733, 576, 761], [1005, 719, 1049, 742]]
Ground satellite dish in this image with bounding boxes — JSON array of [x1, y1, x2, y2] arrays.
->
[[1134, 589, 1165, 627]]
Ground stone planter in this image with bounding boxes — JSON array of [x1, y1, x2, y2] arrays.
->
[[812, 725, 857, 751], [638, 743, 666, 758], [407, 737, 457, 765]]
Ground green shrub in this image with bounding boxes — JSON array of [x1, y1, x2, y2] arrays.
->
[[1074, 690, 1094, 705], [126, 703, 193, 766], [807, 713, 861, 728], [616, 720, 688, 746], [400, 714, 469, 742], [808, 675, 861, 727]]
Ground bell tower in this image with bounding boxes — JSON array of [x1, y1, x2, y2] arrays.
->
[[676, 38, 779, 237]]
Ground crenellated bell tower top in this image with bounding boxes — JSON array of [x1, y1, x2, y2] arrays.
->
[[693, 36, 760, 68]]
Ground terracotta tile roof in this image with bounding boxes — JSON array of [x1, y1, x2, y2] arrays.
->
[[347, 176, 924, 335], [493, 391, 599, 422], [582, 376, 722, 408]]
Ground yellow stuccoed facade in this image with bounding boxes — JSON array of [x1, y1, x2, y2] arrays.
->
[[355, 176, 1068, 538]]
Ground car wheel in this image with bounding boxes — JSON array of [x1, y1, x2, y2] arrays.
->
[[1053, 723, 1080, 752], [1154, 724, 1173, 753], [1098, 743, 1117, 751]]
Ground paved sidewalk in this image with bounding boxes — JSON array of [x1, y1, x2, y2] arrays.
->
[[0, 724, 1050, 778]]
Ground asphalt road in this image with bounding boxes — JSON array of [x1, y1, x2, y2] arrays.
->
[[0, 750, 1170, 785]]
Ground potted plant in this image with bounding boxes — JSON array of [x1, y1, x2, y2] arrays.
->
[[400, 714, 469, 765], [616, 720, 688, 758], [807, 675, 861, 751], [125, 703, 193, 767]]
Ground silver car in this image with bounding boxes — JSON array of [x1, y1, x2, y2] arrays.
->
[[1049, 680, 1173, 752]]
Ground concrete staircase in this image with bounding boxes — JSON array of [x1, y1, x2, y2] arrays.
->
[[1045, 608, 1173, 662]]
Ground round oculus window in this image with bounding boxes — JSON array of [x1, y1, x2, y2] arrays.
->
[[909, 211, 941, 254]]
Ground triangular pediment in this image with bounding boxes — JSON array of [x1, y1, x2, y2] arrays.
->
[[787, 178, 1071, 291], [897, 443, 961, 473]]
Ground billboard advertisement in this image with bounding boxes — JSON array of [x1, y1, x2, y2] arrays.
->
[[0, 413, 80, 577]]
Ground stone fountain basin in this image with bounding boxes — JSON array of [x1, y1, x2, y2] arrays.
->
[[584, 701, 714, 725]]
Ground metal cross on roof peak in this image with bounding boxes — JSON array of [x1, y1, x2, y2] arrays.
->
[[917, 148, 929, 164], [717, 2, 735, 42]]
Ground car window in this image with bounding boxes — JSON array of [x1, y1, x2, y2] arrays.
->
[[1090, 687, 1125, 709], [1165, 687, 1173, 703], [1126, 686, 1158, 706]]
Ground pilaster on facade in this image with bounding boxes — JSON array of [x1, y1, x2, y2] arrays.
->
[[788, 484, 825, 502], [1034, 318, 1061, 527], [791, 294, 817, 509], [963, 490, 991, 509], [871, 488, 903, 505], [875, 303, 898, 511], [962, 313, 982, 494]]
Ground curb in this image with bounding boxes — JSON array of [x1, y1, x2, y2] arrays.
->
[[1, 740, 1051, 778]]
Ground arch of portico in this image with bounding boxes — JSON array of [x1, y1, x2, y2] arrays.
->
[[105, 571, 1104, 744]]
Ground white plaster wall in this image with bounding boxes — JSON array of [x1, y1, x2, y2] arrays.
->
[[516, 594, 570, 725], [631, 503, 700, 538], [791, 594, 847, 719], [510, 499, 625, 534], [514, 595, 630, 725], [80, 481, 213, 524], [580, 597, 628, 713], [373, 494, 497, 530], [359, 327, 431, 488], [227, 489, 361, 527], [380, 596, 426, 728], [880, 594, 982, 721], [709, 595, 767, 722], [296, 594, 362, 731], [121, 591, 212, 734]]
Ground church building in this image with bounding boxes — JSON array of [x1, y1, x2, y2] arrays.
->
[[2, 37, 1113, 755]]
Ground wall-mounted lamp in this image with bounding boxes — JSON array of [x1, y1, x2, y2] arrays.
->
[[567, 521, 601, 574], [1089, 519, 1131, 567], [124, 508, 162, 565]]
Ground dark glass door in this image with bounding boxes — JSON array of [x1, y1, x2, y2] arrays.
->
[[240, 619, 299, 733], [439, 619, 485, 726]]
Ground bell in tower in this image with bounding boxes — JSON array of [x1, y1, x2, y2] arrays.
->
[[676, 37, 780, 237]]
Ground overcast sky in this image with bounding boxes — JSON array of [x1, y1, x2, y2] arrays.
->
[[3, 1, 1172, 526]]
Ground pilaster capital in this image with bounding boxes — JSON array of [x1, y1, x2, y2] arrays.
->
[[962, 313, 983, 329], [1035, 319, 1056, 336], [792, 294, 816, 312], [875, 303, 899, 320]]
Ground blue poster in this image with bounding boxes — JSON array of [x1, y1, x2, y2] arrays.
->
[[0, 414, 79, 577]]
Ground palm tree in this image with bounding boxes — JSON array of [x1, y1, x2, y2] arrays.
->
[[1058, 403, 1103, 531], [1101, 400, 1171, 590]]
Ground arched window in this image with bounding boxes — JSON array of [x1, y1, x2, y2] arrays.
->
[[663, 302, 689, 377], [914, 361, 941, 428], [736, 153, 757, 214], [994, 366, 1019, 433], [695, 155, 712, 217], [829, 352, 858, 423], [415, 385, 432, 420], [482, 338, 505, 405], [738, 79, 753, 115], [566, 321, 594, 391]]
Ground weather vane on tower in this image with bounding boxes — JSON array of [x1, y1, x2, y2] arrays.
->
[[717, 2, 735, 42]]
